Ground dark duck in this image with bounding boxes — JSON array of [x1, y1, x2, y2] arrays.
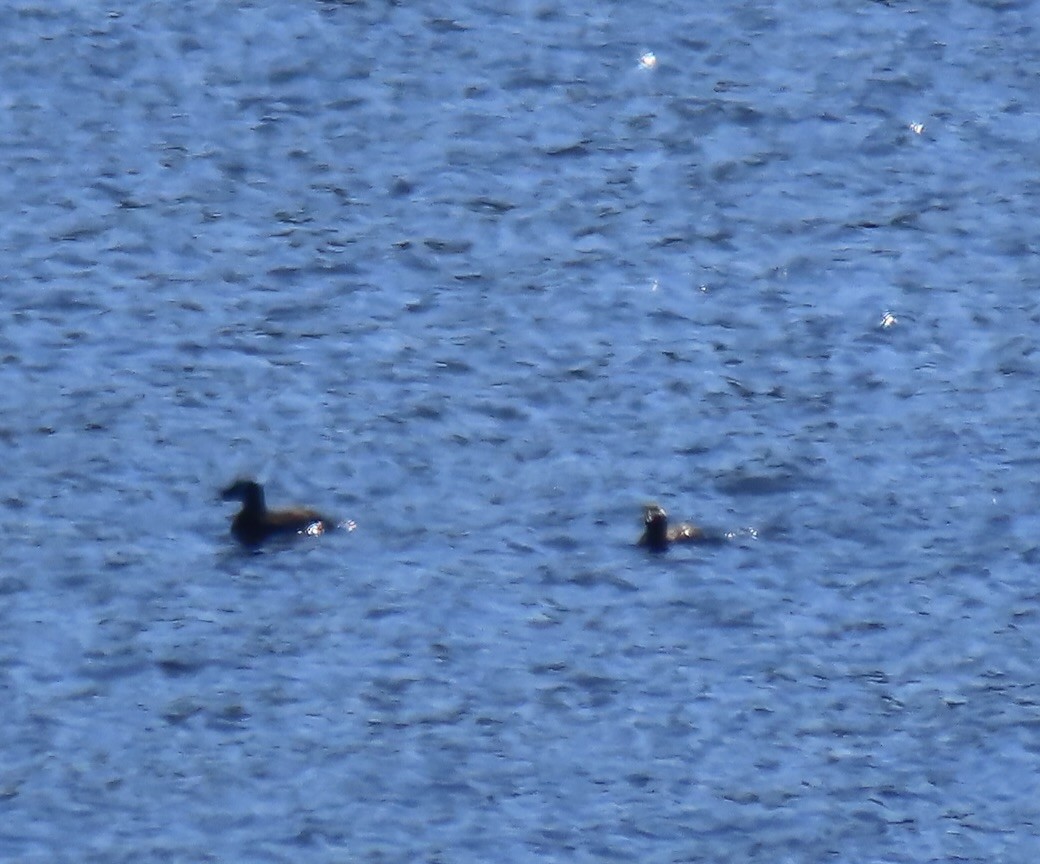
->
[[221, 479, 335, 547], [638, 502, 714, 552]]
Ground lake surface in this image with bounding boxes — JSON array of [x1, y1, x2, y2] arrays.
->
[[3, 1, 1040, 860]]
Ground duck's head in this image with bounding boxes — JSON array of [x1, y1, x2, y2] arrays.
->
[[643, 502, 668, 528], [641, 502, 669, 549], [220, 479, 265, 509]]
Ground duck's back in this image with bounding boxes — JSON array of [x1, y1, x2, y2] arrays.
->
[[668, 522, 706, 543], [232, 506, 332, 546]]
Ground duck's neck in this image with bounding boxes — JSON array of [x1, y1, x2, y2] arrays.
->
[[643, 513, 668, 549], [241, 484, 266, 514]]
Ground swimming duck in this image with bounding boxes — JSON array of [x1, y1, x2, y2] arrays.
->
[[638, 502, 709, 552], [220, 479, 335, 547]]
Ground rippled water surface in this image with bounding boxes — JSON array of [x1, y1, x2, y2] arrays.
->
[[4, 1, 1040, 861]]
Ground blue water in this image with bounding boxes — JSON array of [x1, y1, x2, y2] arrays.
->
[[3, 1, 1040, 860]]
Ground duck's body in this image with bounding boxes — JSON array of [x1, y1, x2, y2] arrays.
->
[[221, 479, 334, 547], [638, 502, 710, 552]]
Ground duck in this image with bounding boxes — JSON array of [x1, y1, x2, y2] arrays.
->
[[638, 502, 711, 552], [220, 479, 335, 547]]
